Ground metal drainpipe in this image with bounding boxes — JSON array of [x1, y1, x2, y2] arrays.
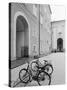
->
[[39, 4, 40, 57], [51, 22, 53, 52]]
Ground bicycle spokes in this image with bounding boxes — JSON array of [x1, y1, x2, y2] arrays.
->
[[19, 69, 30, 83], [38, 72, 51, 85], [19, 60, 53, 86], [44, 64, 53, 75]]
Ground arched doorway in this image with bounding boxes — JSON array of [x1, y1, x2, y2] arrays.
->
[[16, 15, 29, 59], [57, 38, 63, 52]]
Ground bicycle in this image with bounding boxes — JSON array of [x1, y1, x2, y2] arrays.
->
[[19, 61, 51, 86], [31, 59, 53, 75]]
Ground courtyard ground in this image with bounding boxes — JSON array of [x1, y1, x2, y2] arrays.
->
[[11, 52, 65, 87]]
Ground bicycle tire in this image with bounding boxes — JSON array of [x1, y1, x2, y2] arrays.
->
[[31, 61, 38, 72], [19, 68, 30, 83], [38, 71, 51, 85], [44, 64, 53, 75]]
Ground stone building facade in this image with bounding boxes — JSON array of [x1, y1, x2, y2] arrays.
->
[[10, 3, 52, 61], [40, 5, 52, 55], [51, 20, 65, 52]]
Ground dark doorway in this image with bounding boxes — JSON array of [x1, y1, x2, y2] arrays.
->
[[57, 38, 63, 52], [16, 15, 29, 59]]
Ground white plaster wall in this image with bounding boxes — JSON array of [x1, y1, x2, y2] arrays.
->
[[52, 28, 57, 49]]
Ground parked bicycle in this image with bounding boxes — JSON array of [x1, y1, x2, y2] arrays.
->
[[31, 59, 53, 75], [19, 60, 52, 86]]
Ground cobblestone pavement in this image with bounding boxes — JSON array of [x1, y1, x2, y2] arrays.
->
[[11, 52, 65, 87]]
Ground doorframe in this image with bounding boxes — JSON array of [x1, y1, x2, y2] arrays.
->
[[57, 38, 63, 51], [14, 11, 30, 59]]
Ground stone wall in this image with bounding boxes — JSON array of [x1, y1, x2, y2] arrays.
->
[[40, 5, 52, 55], [51, 20, 65, 51], [10, 3, 52, 61]]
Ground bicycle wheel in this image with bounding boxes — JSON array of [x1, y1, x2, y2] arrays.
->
[[44, 64, 53, 75], [38, 71, 51, 85], [19, 69, 30, 83], [31, 61, 38, 72]]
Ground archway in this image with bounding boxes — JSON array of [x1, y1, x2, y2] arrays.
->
[[16, 15, 29, 59], [57, 38, 63, 52]]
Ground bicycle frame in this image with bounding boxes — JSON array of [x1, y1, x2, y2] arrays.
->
[[19, 59, 53, 86], [25, 62, 39, 82], [25, 62, 50, 84]]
